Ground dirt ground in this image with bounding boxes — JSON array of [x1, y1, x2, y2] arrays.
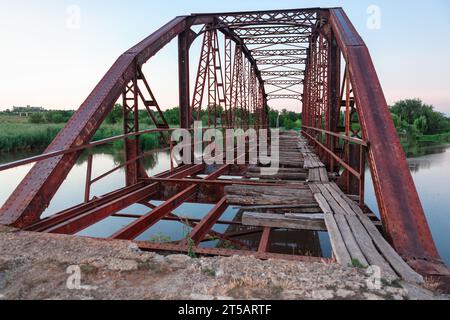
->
[[0, 226, 447, 300]]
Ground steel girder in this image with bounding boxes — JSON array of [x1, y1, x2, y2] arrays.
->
[[328, 8, 446, 276], [244, 36, 309, 45], [257, 58, 307, 65], [252, 49, 308, 57], [267, 94, 302, 101], [0, 17, 191, 227], [232, 26, 312, 37], [266, 80, 303, 86], [301, 8, 448, 277]]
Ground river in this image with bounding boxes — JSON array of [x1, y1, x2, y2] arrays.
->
[[0, 144, 449, 266]]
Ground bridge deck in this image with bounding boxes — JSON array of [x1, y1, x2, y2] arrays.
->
[[13, 131, 425, 283], [228, 132, 423, 284]]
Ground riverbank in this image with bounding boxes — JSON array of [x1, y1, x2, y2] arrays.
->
[[0, 226, 447, 300], [0, 116, 161, 153]]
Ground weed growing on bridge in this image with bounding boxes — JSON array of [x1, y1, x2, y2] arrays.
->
[[148, 233, 172, 244], [350, 259, 367, 269]]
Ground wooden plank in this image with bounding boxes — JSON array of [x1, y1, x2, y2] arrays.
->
[[308, 183, 321, 195], [242, 212, 327, 231], [319, 168, 330, 182], [246, 172, 308, 181], [225, 185, 315, 206], [316, 184, 369, 266], [344, 197, 424, 284], [323, 184, 398, 279], [285, 213, 325, 220], [234, 204, 319, 210], [314, 193, 352, 266]]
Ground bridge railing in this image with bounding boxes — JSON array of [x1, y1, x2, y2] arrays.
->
[[302, 125, 367, 209], [302, 8, 446, 275]]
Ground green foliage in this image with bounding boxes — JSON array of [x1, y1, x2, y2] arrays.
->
[[0, 123, 64, 152], [149, 233, 172, 244], [267, 107, 302, 129], [350, 259, 367, 269], [390, 99, 450, 135], [187, 238, 197, 258], [28, 113, 45, 124], [105, 104, 123, 124], [202, 268, 216, 277], [45, 110, 74, 123]]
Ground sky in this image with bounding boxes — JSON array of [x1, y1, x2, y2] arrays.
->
[[0, 0, 449, 114]]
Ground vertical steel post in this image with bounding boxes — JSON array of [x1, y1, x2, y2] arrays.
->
[[179, 28, 191, 129], [123, 71, 141, 186], [84, 154, 93, 203]]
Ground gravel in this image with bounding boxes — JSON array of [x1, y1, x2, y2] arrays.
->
[[0, 228, 447, 300]]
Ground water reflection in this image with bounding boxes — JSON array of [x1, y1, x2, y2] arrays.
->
[[3, 143, 448, 262], [0, 147, 329, 258], [365, 144, 450, 268]]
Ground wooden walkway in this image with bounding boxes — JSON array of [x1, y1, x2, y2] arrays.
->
[[225, 131, 424, 284]]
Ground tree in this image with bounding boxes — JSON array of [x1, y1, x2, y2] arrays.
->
[[29, 113, 45, 124], [390, 99, 450, 135], [105, 104, 123, 124], [413, 116, 428, 135]]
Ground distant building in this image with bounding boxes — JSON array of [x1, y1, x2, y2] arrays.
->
[[12, 106, 45, 117]]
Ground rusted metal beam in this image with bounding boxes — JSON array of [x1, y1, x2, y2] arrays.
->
[[40, 165, 205, 235], [144, 177, 308, 188], [258, 227, 271, 253], [328, 8, 447, 276], [136, 241, 328, 263], [0, 17, 190, 228], [187, 197, 228, 245], [110, 165, 230, 240], [252, 49, 308, 57]]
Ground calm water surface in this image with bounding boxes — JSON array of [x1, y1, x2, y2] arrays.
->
[[365, 144, 450, 267], [1, 144, 449, 265]]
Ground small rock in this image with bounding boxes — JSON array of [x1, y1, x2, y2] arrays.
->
[[393, 295, 404, 301], [401, 282, 437, 300], [128, 243, 141, 253], [282, 290, 305, 300], [152, 255, 166, 264], [190, 293, 214, 300], [106, 259, 139, 271], [364, 293, 384, 300], [384, 286, 408, 297], [166, 255, 192, 269], [312, 290, 334, 300], [335, 289, 354, 299], [215, 269, 224, 277]]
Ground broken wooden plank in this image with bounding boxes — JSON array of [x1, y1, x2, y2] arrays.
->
[[314, 193, 352, 266], [323, 184, 398, 279], [242, 212, 327, 231], [225, 185, 315, 206], [285, 213, 325, 220], [315, 183, 369, 266], [344, 196, 424, 284]]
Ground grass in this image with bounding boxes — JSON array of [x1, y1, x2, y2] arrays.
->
[[350, 259, 367, 269], [0, 115, 162, 153], [416, 132, 450, 143]]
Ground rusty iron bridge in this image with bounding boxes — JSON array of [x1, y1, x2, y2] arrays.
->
[[0, 8, 449, 286]]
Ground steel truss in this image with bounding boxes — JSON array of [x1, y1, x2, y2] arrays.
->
[[0, 7, 447, 280]]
